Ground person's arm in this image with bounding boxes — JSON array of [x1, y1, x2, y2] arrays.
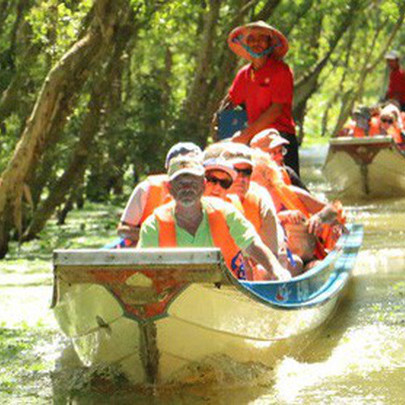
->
[[386, 71, 394, 100], [257, 187, 281, 255], [307, 204, 340, 235], [232, 103, 283, 144], [223, 201, 290, 280], [118, 180, 150, 242], [232, 63, 293, 144], [293, 186, 326, 214], [244, 237, 291, 281]]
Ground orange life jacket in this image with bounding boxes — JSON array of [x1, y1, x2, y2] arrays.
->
[[140, 174, 172, 224], [155, 197, 248, 280], [353, 126, 366, 138], [253, 165, 344, 259], [387, 126, 403, 143], [318, 201, 346, 251], [241, 182, 264, 233], [280, 166, 292, 185], [369, 117, 381, 136]]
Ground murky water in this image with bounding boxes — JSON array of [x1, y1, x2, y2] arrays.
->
[[1, 146, 404, 404]]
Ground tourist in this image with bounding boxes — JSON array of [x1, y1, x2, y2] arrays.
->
[[251, 128, 308, 190], [117, 142, 202, 246], [137, 156, 291, 281]]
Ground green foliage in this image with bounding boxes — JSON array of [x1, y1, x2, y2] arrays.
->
[[26, 0, 92, 61], [0, 0, 404, 247]]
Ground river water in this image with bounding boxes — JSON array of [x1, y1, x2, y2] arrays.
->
[[0, 146, 404, 404]]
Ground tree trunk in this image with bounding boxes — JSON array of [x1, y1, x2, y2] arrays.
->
[[0, 0, 129, 257], [179, 0, 221, 146], [22, 6, 136, 241]]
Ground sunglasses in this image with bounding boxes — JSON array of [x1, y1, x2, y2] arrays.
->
[[380, 118, 394, 124], [205, 175, 233, 189], [234, 167, 253, 177], [270, 146, 288, 156]]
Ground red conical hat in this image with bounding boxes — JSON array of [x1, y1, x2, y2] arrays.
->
[[228, 21, 289, 61]]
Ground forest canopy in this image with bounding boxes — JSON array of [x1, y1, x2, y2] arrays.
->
[[0, 0, 404, 257]]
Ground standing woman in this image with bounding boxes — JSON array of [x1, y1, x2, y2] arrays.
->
[[225, 21, 299, 175]]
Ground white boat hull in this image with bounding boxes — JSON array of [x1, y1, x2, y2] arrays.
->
[[54, 281, 337, 384], [52, 228, 363, 385], [323, 136, 405, 198]]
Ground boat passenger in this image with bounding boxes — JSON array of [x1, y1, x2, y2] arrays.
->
[[385, 50, 405, 111], [221, 20, 299, 175], [378, 104, 404, 143], [203, 158, 238, 203], [350, 106, 372, 138], [137, 156, 291, 281], [251, 149, 345, 269], [340, 106, 380, 138], [117, 142, 202, 246], [250, 128, 308, 190], [205, 142, 283, 258]]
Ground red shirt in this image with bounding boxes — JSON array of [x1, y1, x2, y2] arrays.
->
[[387, 68, 405, 103], [229, 57, 295, 134]]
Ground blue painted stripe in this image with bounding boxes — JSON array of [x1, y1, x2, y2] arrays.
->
[[239, 224, 364, 309]]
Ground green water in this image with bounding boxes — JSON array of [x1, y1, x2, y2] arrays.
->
[[1, 147, 405, 404]]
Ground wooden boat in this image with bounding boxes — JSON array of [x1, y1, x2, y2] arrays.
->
[[52, 224, 363, 385], [323, 135, 405, 198]]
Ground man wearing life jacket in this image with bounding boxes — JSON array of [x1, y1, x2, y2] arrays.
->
[[250, 129, 308, 191], [223, 21, 299, 176], [385, 51, 405, 111], [138, 156, 291, 281], [349, 106, 373, 138], [117, 142, 202, 246], [251, 148, 345, 269]]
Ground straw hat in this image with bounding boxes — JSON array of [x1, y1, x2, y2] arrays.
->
[[228, 21, 289, 61]]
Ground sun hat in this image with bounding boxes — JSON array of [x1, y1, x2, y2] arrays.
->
[[167, 156, 205, 181], [228, 20, 289, 62], [385, 50, 400, 60], [251, 129, 289, 150], [165, 142, 203, 169], [203, 158, 237, 180], [220, 143, 253, 167], [352, 106, 371, 121]]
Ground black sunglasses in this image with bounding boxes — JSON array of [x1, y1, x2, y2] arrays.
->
[[234, 167, 252, 176], [205, 175, 233, 189], [381, 118, 394, 124]]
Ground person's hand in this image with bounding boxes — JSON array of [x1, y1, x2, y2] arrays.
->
[[308, 214, 323, 235], [273, 264, 292, 281], [278, 210, 306, 225], [117, 223, 140, 243]]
